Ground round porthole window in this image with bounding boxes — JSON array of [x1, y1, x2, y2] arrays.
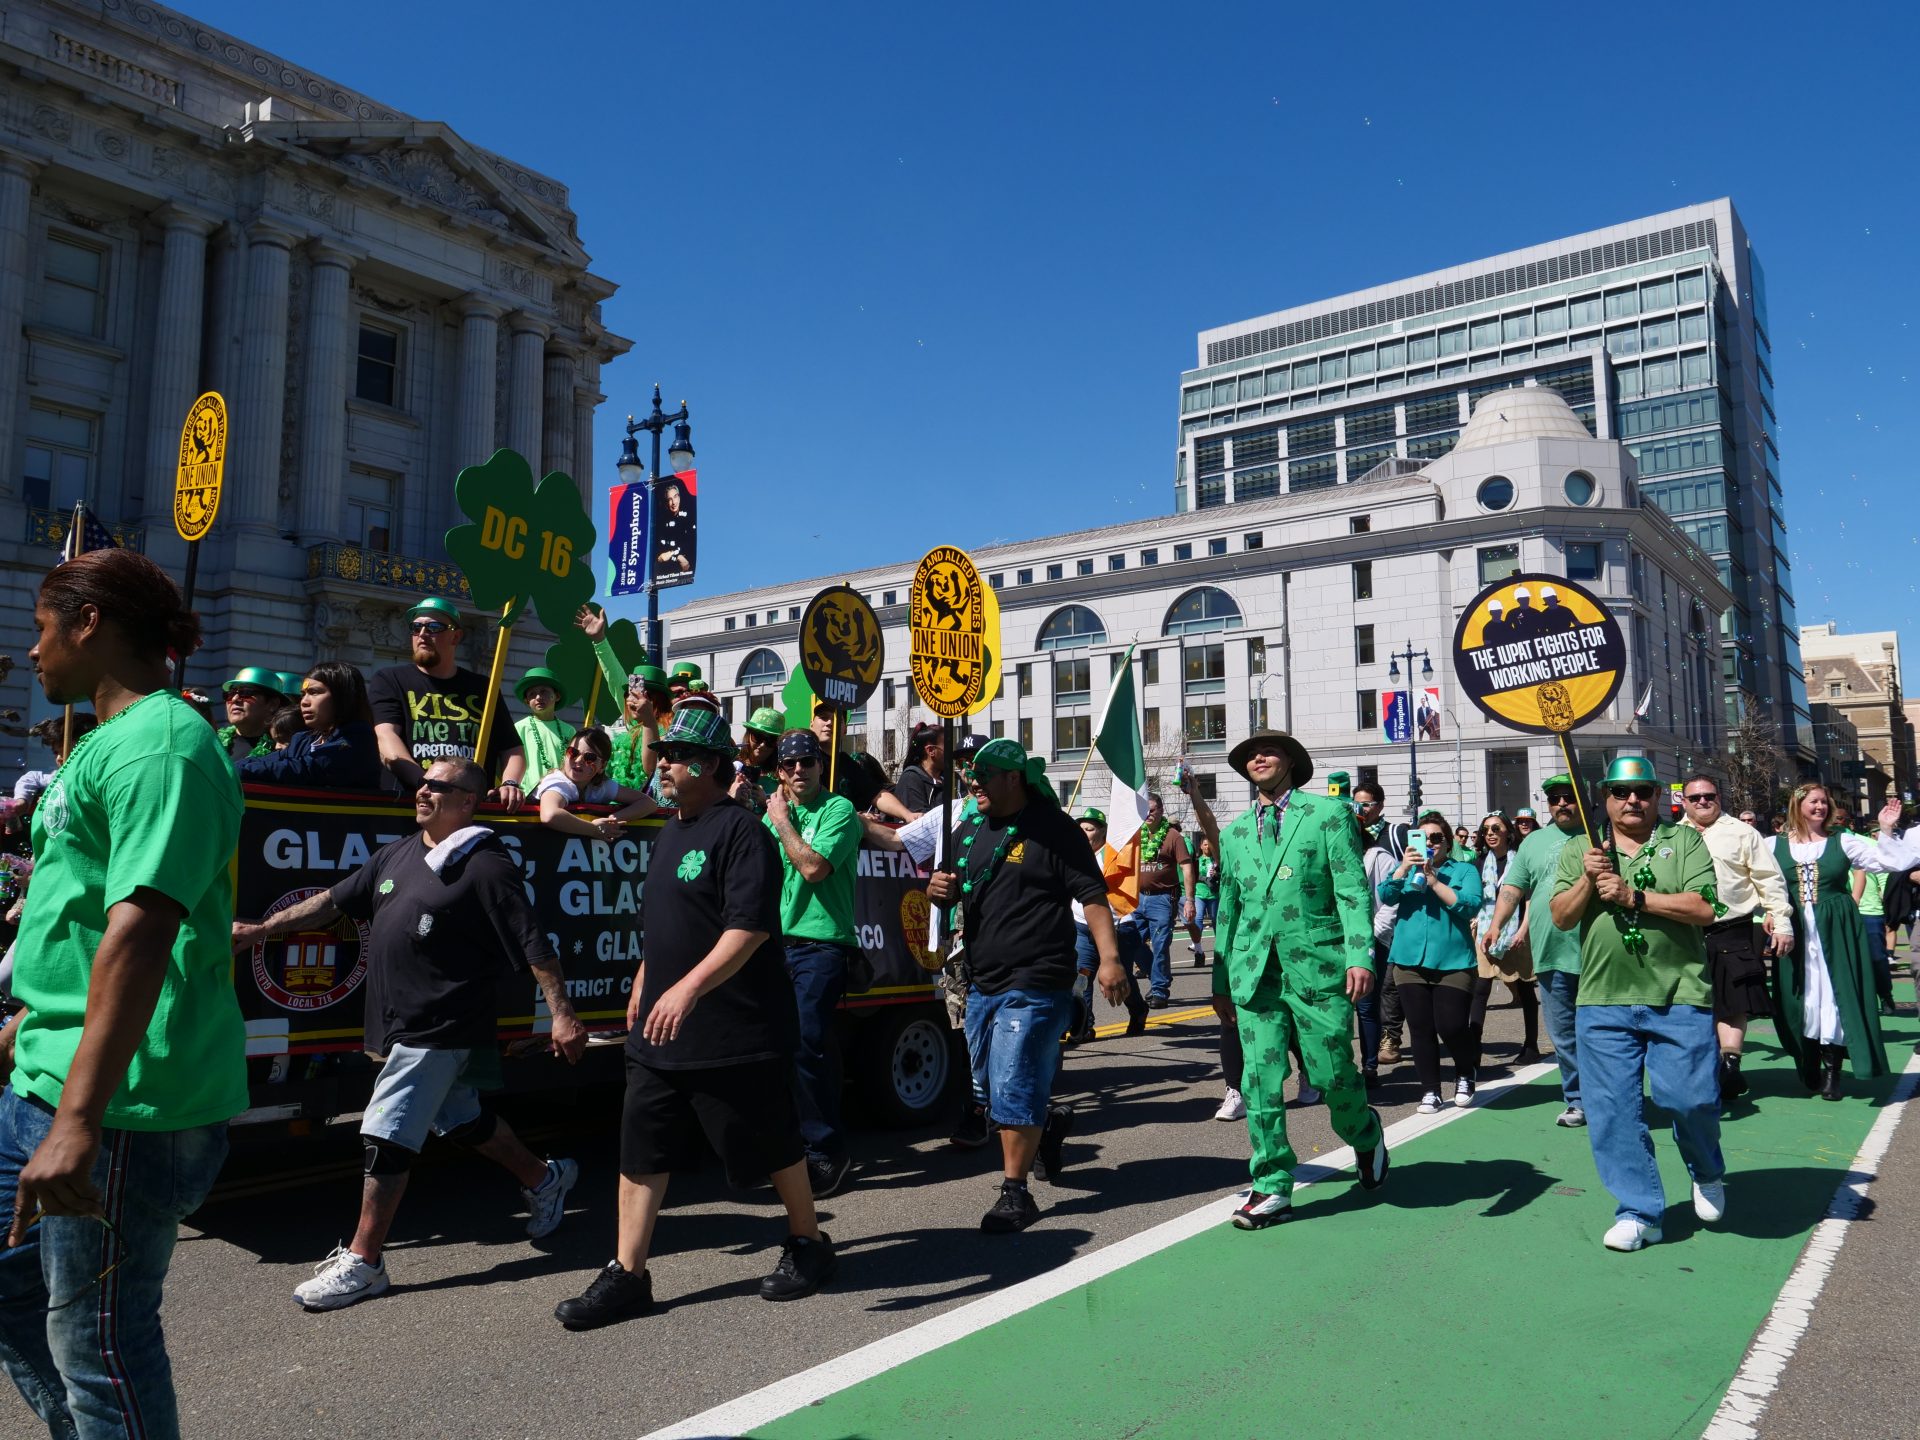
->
[[1477, 475, 1515, 512], [1565, 470, 1597, 505]]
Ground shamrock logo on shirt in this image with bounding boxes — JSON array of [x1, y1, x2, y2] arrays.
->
[[676, 850, 708, 882], [378, 879, 395, 895]]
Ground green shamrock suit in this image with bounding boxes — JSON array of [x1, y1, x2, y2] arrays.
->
[[1213, 787, 1381, 1196]]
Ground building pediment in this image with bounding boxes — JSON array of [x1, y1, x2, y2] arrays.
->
[[241, 119, 588, 265]]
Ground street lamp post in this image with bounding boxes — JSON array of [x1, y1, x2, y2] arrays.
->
[[616, 383, 695, 663], [1387, 640, 1434, 820]]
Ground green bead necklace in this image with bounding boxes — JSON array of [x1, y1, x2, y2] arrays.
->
[[956, 809, 1020, 900]]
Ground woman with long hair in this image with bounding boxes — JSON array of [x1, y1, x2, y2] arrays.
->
[[1771, 784, 1920, 1099], [1378, 811, 1484, 1112], [236, 661, 380, 789], [1470, 812, 1541, 1065]]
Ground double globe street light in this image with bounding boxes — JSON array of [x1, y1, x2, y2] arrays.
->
[[616, 384, 695, 661]]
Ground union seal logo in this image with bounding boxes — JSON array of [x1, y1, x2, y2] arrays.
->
[[898, 889, 941, 972], [251, 886, 371, 1012], [38, 776, 69, 837]]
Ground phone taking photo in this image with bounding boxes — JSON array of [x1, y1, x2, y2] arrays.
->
[[1409, 831, 1430, 862]]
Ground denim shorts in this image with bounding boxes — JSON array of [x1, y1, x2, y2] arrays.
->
[[360, 1044, 483, 1152], [963, 987, 1077, 1128]]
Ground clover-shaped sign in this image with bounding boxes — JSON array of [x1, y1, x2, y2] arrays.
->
[[544, 607, 648, 723], [444, 450, 597, 630]]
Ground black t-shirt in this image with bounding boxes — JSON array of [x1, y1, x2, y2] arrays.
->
[[833, 749, 889, 813], [330, 831, 551, 1053], [958, 801, 1107, 995], [891, 763, 946, 815], [628, 796, 794, 1069], [366, 663, 517, 770]]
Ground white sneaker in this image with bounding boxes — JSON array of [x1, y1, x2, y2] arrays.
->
[[1555, 1106, 1587, 1128], [1603, 1218, 1663, 1252], [294, 1245, 389, 1310], [1453, 1077, 1476, 1108], [1296, 1083, 1322, 1106], [1692, 1179, 1727, 1224], [1416, 1092, 1443, 1115], [524, 1158, 580, 1239], [1213, 1088, 1247, 1122]]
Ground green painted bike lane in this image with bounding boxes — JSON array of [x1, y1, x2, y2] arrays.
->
[[751, 1006, 1917, 1440]]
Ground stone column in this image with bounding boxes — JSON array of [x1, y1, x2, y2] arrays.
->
[[541, 342, 579, 488], [453, 294, 504, 473], [0, 154, 41, 500], [573, 381, 603, 499], [142, 206, 215, 517], [296, 243, 355, 543], [202, 223, 243, 400], [506, 313, 549, 468], [229, 220, 296, 534]]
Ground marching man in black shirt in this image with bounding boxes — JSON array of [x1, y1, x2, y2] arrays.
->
[[926, 738, 1127, 1233], [555, 707, 835, 1330], [231, 759, 587, 1310]]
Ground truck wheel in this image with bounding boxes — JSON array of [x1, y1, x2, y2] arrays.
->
[[856, 1008, 962, 1127]]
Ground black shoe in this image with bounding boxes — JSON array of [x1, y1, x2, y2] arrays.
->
[[1820, 1044, 1846, 1102], [1147, 995, 1169, 1010], [807, 1153, 852, 1199], [950, 1103, 991, 1149], [1231, 1191, 1291, 1230], [1511, 1046, 1544, 1065], [1719, 1052, 1749, 1100], [555, 1261, 653, 1330], [759, 1232, 836, 1301], [1124, 1003, 1148, 1037], [1362, 1066, 1380, 1089], [1032, 1105, 1074, 1184], [981, 1179, 1041, 1233], [1354, 1107, 1390, 1191]]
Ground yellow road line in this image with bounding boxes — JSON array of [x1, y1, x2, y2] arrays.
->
[[1091, 1004, 1215, 1039]]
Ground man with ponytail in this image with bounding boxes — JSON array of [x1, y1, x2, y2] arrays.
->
[[0, 549, 246, 1438]]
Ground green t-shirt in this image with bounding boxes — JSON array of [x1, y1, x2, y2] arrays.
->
[[1503, 823, 1585, 976], [1552, 822, 1715, 1007], [764, 791, 861, 945], [1855, 846, 1887, 917], [1195, 856, 1219, 901], [514, 713, 575, 784], [13, 691, 249, 1130]]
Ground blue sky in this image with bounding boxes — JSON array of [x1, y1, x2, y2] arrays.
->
[[196, 1, 1920, 639]]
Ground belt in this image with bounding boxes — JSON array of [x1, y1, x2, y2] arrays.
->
[[1706, 911, 1759, 934]]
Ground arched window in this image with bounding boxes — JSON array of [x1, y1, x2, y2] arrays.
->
[[1162, 586, 1244, 637], [1035, 604, 1107, 651], [738, 648, 785, 713]]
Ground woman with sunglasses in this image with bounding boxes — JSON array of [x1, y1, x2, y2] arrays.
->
[[1513, 808, 1540, 842], [1771, 785, 1919, 1101], [533, 729, 662, 839], [1471, 812, 1541, 1067], [1377, 812, 1484, 1112], [235, 662, 382, 790]]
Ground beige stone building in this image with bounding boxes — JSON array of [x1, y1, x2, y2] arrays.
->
[[1799, 622, 1917, 807]]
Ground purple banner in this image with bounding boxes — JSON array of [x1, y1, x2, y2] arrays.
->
[[608, 481, 649, 597]]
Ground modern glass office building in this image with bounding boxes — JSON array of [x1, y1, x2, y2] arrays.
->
[[1178, 200, 1811, 765]]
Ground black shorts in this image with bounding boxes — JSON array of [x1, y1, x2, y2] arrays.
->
[[1706, 918, 1772, 1023], [619, 1054, 804, 1182]]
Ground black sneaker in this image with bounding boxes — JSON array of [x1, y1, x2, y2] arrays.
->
[[1147, 995, 1169, 1010], [759, 1232, 836, 1301], [1719, 1052, 1749, 1100], [807, 1153, 852, 1199], [981, 1180, 1041, 1233], [554, 1260, 652, 1330], [1354, 1107, 1390, 1191], [950, 1103, 991, 1150], [1124, 1002, 1148, 1037], [1231, 1191, 1291, 1230], [1032, 1105, 1075, 1184]]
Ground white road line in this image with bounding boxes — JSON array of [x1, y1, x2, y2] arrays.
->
[[640, 1061, 1558, 1440], [1701, 1046, 1920, 1440]]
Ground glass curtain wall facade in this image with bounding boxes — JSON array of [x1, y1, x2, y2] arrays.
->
[[1177, 201, 1809, 762]]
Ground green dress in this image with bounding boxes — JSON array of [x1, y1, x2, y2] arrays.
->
[[1770, 834, 1888, 1082]]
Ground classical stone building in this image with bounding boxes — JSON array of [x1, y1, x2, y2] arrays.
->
[[0, 0, 630, 756], [1799, 622, 1916, 808]]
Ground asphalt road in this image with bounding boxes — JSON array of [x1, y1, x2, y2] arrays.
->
[[0, 946, 1545, 1440]]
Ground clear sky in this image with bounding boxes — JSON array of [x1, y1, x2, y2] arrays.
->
[[193, 1, 1920, 643]]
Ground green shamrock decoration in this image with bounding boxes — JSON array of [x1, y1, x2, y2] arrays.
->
[[444, 449, 597, 630], [543, 610, 646, 723], [378, 879, 394, 895], [676, 849, 708, 882]]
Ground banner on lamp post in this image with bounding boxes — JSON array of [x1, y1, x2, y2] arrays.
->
[[651, 469, 698, 589], [608, 481, 648, 597]]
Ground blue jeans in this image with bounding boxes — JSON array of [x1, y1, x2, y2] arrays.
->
[[784, 940, 852, 1162], [963, 988, 1076, 1128], [0, 1086, 228, 1440], [1136, 893, 1176, 999], [1073, 922, 1147, 1031], [1195, 898, 1217, 930], [1537, 969, 1581, 1107], [1575, 1004, 1723, 1226]]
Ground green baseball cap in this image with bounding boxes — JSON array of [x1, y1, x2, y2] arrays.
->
[[407, 596, 464, 627], [1078, 808, 1108, 827], [223, 666, 283, 695], [515, 667, 566, 706], [649, 705, 734, 757], [1541, 773, 1575, 794], [275, 671, 303, 698], [743, 706, 786, 737], [1604, 755, 1658, 786]]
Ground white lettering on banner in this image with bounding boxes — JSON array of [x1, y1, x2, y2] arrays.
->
[[857, 849, 925, 880], [559, 878, 643, 916], [263, 828, 403, 871], [1465, 625, 1613, 690], [595, 931, 643, 964], [556, 837, 641, 875], [564, 974, 634, 999]]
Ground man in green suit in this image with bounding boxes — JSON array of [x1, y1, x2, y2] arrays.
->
[[1188, 730, 1389, 1228]]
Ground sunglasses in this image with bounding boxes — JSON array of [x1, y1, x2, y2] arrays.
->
[[24, 1209, 125, 1312], [420, 778, 477, 796], [1544, 792, 1576, 804], [1608, 785, 1657, 801], [410, 620, 452, 636], [658, 745, 700, 764], [1684, 792, 1719, 804], [227, 688, 273, 703], [778, 756, 820, 771], [566, 749, 603, 765]]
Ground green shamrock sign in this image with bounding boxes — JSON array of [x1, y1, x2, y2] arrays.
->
[[676, 850, 707, 882], [444, 449, 597, 630], [544, 607, 648, 723]]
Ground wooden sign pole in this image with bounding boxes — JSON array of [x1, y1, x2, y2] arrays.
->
[[472, 599, 515, 772]]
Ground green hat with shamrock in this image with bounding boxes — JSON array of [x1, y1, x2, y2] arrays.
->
[[648, 704, 734, 757], [515, 667, 567, 706], [743, 705, 786, 737], [1604, 755, 1658, 786], [222, 666, 282, 695], [407, 596, 464, 627]]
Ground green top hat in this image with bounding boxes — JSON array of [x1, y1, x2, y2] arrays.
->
[[407, 596, 464, 627], [1604, 755, 1658, 786], [669, 661, 703, 682], [515, 667, 567, 706], [223, 666, 282, 695], [1541, 773, 1575, 794], [275, 671, 303, 698], [648, 705, 734, 757], [629, 664, 671, 694], [743, 706, 786, 737], [1077, 808, 1108, 827]]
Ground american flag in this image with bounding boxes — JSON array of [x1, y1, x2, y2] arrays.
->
[[60, 501, 118, 562]]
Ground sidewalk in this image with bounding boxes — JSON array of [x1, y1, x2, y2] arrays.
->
[[720, 1003, 1918, 1440]]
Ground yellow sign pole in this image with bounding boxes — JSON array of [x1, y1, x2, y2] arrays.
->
[[472, 600, 515, 774], [583, 667, 602, 727]]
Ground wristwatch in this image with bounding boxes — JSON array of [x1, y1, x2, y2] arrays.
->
[[1632, 889, 1646, 912]]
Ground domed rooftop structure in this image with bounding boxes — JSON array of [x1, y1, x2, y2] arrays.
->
[[1452, 386, 1591, 453]]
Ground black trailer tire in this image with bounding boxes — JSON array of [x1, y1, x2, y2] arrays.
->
[[855, 1007, 963, 1127]]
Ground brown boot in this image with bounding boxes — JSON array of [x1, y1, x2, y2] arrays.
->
[[1377, 1035, 1402, 1066]]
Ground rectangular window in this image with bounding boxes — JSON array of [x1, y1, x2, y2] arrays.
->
[[724, 617, 736, 631], [1076, 558, 1093, 576], [1437, 325, 1468, 356], [1019, 718, 1033, 752], [1566, 540, 1602, 580], [1288, 416, 1335, 454], [1352, 561, 1373, 600], [1355, 624, 1375, 664], [746, 614, 757, 627], [345, 466, 399, 551], [768, 610, 779, 625], [1249, 637, 1266, 674], [1231, 427, 1279, 469], [1232, 465, 1281, 502], [1640, 277, 1676, 311], [1405, 393, 1457, 435], [1046, 563, 1063, 582], [1017, 662, 1033, 697], [1350, 515, 1370, 534], [1017, 568, 1033, 585], [1207, 537, 1227, 557], [21, 404, 97, 511], [1184, 703, 1228, 747], [1141, 548, 1159, 566], [1054, 714, 1091, 755], [1380, 339, 1408, 369], [1679, 310, 1709, 344], [1344, 405, 1397, 447], [1184, 642, 1226, 692], [988, 572, 1004, 588], [990, 719, 1005, 738], [1502, 312, 1533, 343], [1478, 544, 1520, 583], [1053, 655, 1090, 702], [1605, 288, 1639, 319], [1144, 708, 1161, 745], [881, 589, 897, 607], [1288, 454, 1337, 491], [1535, 302, 1568, 335], [1345, 443, 1397, 480], [1248, 697, 1268, 732], [1196, 436, 1227, 476], [789, 606, 801, 621], [1143, 650, 1160, 684], [1174, 542, 1193, 562], [1108, 553, 1125, 572], [1193, 771, 1218, 801], [42, 235, 107, 338], [883, 729, 897, 765], [1678, 271, 1707, 303], [1243, 531, 1263, 551], [1569, 295, 1603, 326], [1407, 332, 1438, 363], [1470, 317, 1500, 349], [882, 678, 897, 711], [1357, 690, 1377, 731], [355, 323, 402, 406]]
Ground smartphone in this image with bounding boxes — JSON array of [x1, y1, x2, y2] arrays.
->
[[1409, 831, 1430, 862]]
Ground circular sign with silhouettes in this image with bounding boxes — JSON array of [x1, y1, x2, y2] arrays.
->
[[799, 584, 884, 710], [1452, 572, 1626, 735]]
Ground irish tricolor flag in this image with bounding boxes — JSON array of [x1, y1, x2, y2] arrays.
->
[[1094, 641, 1151, 851]]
